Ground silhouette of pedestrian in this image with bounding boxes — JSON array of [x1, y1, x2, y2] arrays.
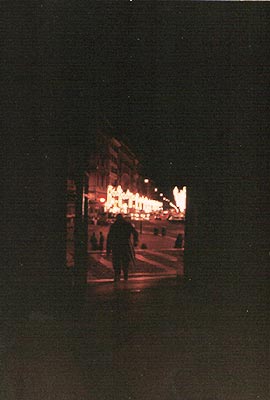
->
[[106, 214, 138, 282], [174, 234, 183, 248], [90, 232, 98, 250], [99, 232, 104, 251]]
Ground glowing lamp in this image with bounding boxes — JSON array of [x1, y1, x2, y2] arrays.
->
[[99, 197, 106, 203], [173, 186, 187, 213]]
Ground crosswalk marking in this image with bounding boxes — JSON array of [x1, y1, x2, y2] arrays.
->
[[91, 251, 180, 274], [135, 254, 175, 274], [91, 254, 112, 268], [144, 250, 178, 262]]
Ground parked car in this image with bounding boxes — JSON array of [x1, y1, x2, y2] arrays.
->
[[167, 215, 185, 223], [131, 212, 150, 221], [155, 213, 168, 221]]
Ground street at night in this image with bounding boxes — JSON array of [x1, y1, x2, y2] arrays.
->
[[70, 219, 185, 283]]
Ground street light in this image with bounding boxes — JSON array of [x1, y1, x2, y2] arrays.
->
[[144, 178, 150, 198]]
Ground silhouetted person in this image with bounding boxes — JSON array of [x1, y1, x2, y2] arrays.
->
[[174, 234, 183, 248], [106, 214, 138, 282], [99, 231, 104, 251], [90, 232, 98, 250]]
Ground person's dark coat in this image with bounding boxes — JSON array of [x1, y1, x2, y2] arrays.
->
[[106, 214, 138, 280], [99, 232, 105, 250], [90, 233, 98, 250]]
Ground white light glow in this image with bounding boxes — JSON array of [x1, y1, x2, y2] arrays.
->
[[169, 202, 179, 211], [173, 186, 187, 213], [105, 185, 163, 214]]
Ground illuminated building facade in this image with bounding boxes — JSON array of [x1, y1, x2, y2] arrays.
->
[[85, 129, 162, 217], [86, 131, 121, 216], [173, 186, 187, 214], [105, 185, 162, 215]]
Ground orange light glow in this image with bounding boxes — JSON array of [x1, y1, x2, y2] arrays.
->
[[169, 202, 178, 212], [105, 185, 163, 214], [173, 186, 186, 213]]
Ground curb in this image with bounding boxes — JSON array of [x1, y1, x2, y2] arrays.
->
[[87, 273, 179, 284]]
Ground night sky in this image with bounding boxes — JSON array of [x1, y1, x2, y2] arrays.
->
[[76, 2, 267, 195], [3, 2, 269, 197]]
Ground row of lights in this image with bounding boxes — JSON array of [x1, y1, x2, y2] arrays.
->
[[144, 178, 171, 203], [105, 185, 163, 214]]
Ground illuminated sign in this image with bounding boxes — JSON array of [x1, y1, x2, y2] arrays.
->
[[173, 186, 187, 213], [105, 185, 163, 214]]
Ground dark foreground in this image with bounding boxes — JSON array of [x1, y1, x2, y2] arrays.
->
[[1, 278, 268, 400]]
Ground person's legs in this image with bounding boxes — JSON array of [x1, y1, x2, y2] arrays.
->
[[112, 254, 121, 281], [123, 269, 129, 281], [122, 254, 130, 281]]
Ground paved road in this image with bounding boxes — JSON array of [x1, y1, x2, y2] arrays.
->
[[67, 219, 185, 282], [87, 219, 185, 248], [88, 248, 184, 282], [87, 220, 185, 282]]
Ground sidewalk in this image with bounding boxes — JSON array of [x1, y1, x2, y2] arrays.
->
[[10, 230, 265, 398], [2, 278, 267, 400]]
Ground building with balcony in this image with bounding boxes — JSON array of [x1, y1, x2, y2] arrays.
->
[[86, 131, 122, 217], [66, 118, 162, 224], [85, 127, 162, 217]]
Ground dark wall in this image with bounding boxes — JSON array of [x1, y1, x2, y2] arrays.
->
[[184, 152, 269, 304], [2, 3, 95, 316]]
